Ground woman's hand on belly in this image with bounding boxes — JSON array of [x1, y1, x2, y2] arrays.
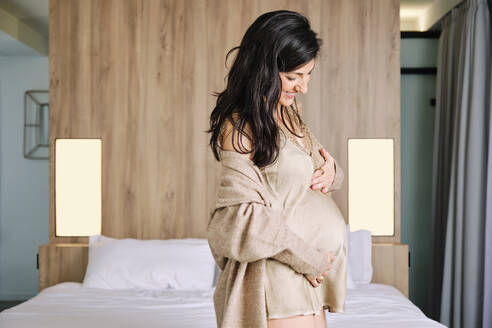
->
[[304, 273, 322, 287], [310, 147, 335, 193], [304, 251, 336, 287]]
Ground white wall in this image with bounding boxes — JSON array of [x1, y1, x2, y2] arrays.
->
[[0, 56, 49, 300]]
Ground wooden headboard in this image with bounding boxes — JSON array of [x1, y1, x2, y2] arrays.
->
[[42, 0, 404, 296], [38, 242, 408, 297]]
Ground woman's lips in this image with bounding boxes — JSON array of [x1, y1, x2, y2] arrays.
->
[[284, 91, 297, 99]]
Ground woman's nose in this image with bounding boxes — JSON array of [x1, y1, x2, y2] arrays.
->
[[295, 80, 308, 94]]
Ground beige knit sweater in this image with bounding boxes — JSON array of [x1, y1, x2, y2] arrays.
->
[[207, 130, 344, 327]]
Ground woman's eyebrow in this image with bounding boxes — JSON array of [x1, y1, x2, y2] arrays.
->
[[292, 65, 315, 76]]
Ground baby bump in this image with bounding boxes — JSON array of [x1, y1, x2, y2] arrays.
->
[[265, 190, 348, 316], [282, 190, 347, 313], [286, 189, 346, 252]]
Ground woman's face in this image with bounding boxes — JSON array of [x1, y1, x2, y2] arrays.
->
[[278, 58, 315, 108]]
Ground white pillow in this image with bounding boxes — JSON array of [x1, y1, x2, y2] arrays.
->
[[345, 224, 357, 289], [83, 235, 215, 290], [348, 229, 373, 285], [212, 263, 220, 287]]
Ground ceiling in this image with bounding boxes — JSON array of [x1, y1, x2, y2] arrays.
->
[[401, 0, 436, 31], [0, 0, 48, 56], [401, 0, 437, 9], [400, 0, 463, 31], [0, 29, 38, 56], [0, 0, 49, 37]]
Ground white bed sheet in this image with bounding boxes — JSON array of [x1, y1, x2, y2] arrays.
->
[[325, 284, 446, 327], [0, 282, 445, 328], [0, 282, 217, 328]]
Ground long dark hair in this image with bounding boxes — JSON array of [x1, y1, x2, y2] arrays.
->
[[207, 10, 322, 168]]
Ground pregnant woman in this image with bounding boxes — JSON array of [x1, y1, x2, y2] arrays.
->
[[207, 10, 347, 328]]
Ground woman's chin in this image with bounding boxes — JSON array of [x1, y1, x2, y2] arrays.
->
[[279, 97, 295, 107]]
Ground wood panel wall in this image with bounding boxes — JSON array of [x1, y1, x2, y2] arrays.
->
[[48, 0, 400, 244]]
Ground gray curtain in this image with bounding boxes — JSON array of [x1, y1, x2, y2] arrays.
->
[[430, 0, 492, 327], [484, 2, 492, 327]]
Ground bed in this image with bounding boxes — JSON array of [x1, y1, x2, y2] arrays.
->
[[0, 232, 445, 327], [0, 282, 444, 327]]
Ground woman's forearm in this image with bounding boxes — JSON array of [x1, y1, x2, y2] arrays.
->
[[207, 202, 330, 275]]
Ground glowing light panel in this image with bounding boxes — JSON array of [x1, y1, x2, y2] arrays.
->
[[55, 139, 102, 236], [348, 138, 394, 236]]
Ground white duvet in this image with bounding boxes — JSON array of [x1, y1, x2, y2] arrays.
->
[[0, 283, 446, 328]]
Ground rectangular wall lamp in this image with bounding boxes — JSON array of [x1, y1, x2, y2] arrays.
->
[[348, 138, 394, 236], [55, 139, 102, 236]]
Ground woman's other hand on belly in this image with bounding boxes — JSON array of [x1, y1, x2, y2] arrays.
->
[[304, 251, 336, 287]]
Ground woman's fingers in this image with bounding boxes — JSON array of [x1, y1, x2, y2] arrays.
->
[[305, 274, 320, 287], [319, 147, 330, 161], [311, 153, 335, 190], [311, 168, 324, 181], [306, 273, 330, 287], [322, 253, 337, 275], [311, 168, 327, 188]]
